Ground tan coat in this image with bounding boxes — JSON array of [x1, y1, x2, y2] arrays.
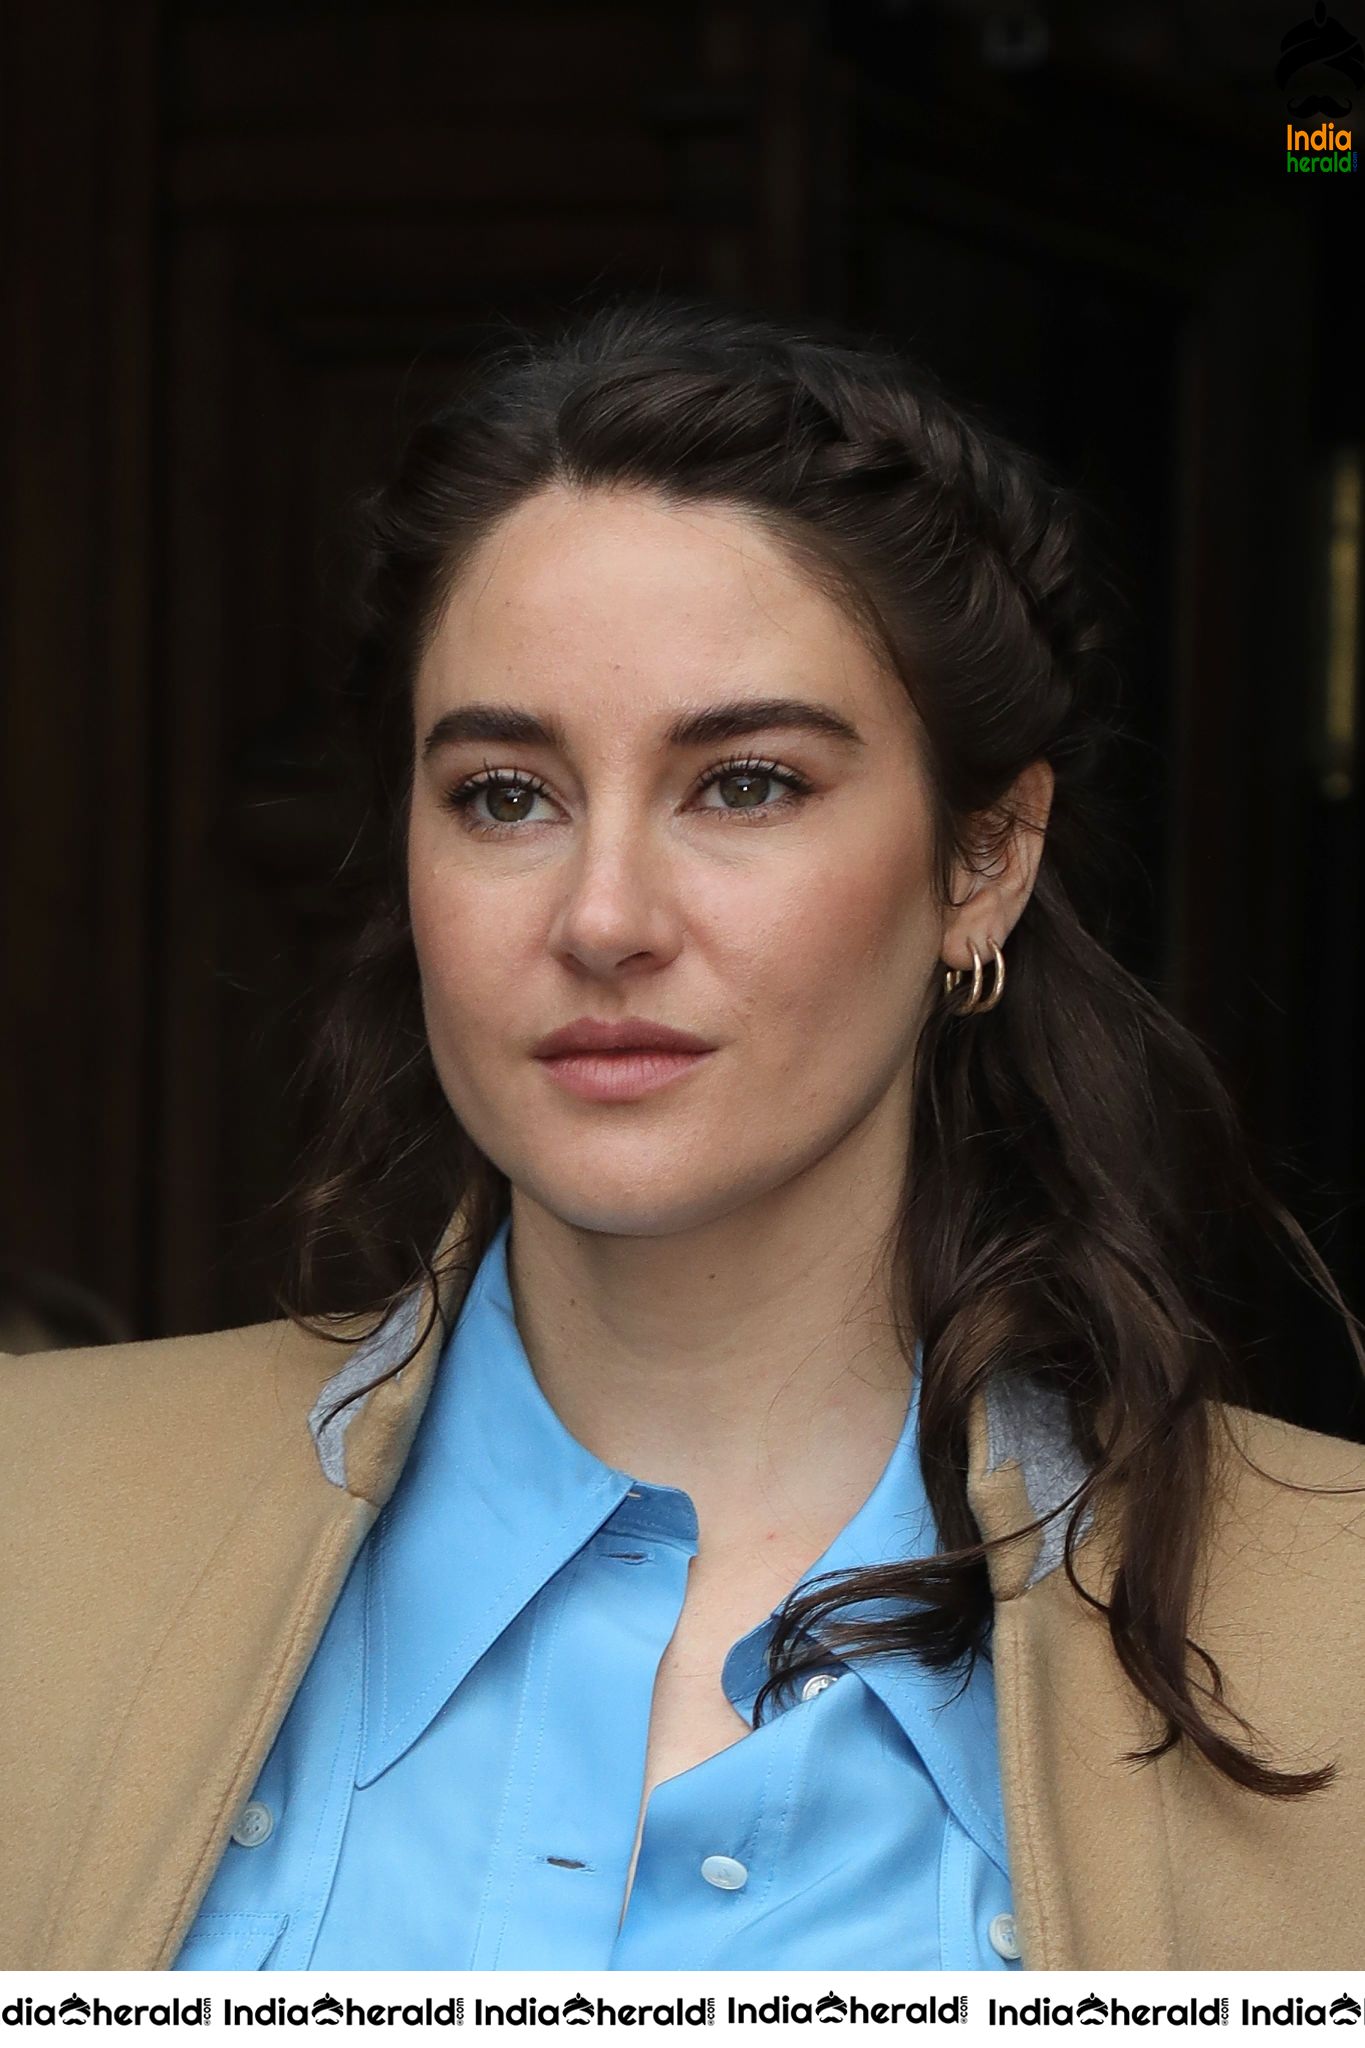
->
[[3, 1203, 1365, 1971]]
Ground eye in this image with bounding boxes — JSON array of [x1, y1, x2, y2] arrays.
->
[[440, 766, 558, 834], [693, 756, 813, 820]]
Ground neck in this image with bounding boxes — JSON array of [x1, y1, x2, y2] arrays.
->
[[503, 1094, 917, 1574]]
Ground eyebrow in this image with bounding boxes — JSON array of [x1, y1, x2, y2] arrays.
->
[[419, 696, 866, 760]]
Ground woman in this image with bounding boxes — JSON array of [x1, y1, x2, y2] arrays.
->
[[4, 295, 1363, 1974]]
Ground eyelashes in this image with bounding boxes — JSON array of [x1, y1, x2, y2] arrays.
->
[[439, 755, 815, 837], [438, 764, 553, 832]]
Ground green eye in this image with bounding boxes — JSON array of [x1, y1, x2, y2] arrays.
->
[[694, 757, 813, 816]]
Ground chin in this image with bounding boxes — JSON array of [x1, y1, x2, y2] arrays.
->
[[505, 1155, 774, 1242]]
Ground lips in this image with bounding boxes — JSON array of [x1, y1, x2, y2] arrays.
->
[[533, 1016, 715, 1058]]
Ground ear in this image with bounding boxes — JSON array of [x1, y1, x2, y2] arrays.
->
[[940, 759, 1054, 973]]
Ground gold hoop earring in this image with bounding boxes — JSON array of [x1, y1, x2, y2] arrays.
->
[[943, 938, 1005, 1016]]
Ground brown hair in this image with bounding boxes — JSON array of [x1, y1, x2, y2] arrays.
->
[[274, 289, 1362, 1797]]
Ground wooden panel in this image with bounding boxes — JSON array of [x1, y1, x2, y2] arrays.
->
[[170, 7, 684, 122], [0, 0, 160, 1336]]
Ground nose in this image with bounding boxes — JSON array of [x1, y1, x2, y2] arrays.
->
[[547, 804, 682, 977]]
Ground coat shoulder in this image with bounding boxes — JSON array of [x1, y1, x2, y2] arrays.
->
[[0, 1312, 381, 1723], [1201, 1398, 1365, 1623], [1211, 1398, 1365, 1515], [0, 1312, 377, 1503]]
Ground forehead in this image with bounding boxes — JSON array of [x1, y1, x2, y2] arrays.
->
[[415, 484, 899, 726]]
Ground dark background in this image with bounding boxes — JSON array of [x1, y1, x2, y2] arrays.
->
[[3, 1, 1362, 1435]]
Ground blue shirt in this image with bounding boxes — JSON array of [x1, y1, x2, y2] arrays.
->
[[173, 1216, 1019, 1971]]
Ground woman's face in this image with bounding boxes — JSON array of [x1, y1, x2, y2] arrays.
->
[[407, 483, 947, 1237]]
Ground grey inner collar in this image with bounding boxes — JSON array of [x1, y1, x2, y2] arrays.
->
[[308, 1287, 425, 1491], [983, 1372, 1094, 1586]]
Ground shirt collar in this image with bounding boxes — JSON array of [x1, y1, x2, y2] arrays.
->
[[357, 1215, 648, 1785], [358, 1214, 1006, 1866]]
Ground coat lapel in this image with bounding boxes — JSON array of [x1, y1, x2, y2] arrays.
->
[[30, 1206, 483, 1971], [966, 1389, 1178, 1968], [971, 1385, 1365, 1970]]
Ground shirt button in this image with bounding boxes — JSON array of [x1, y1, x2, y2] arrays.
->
[[230, 1800, 274, 1848], [800, 1671, 841, 1701], [700, 1854, 749, 1890], [988, 1910, 1021, 1960]]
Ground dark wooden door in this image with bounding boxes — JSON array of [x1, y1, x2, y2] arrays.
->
[[3, 2, 1360, 1444]]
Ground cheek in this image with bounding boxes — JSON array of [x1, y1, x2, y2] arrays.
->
[[407, 852, 522, 1043], [735, 831, 938, 1039]]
